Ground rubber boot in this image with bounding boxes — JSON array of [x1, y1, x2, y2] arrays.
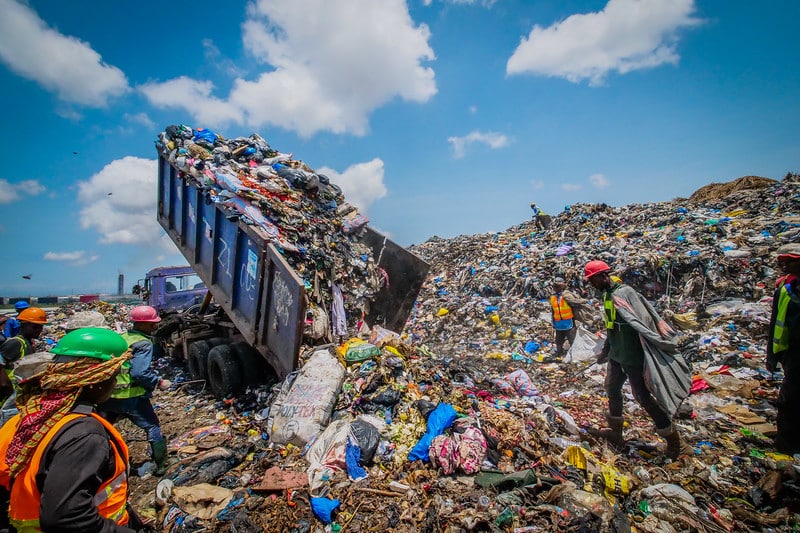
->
[[588, 414, 624, 448], [151, 438, 168, 476], [657, 424, 693, 460]]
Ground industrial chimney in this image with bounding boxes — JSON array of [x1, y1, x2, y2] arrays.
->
[[118, 274, 124, 295]]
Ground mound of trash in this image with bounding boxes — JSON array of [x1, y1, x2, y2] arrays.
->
[[27, 173, 800, 532]]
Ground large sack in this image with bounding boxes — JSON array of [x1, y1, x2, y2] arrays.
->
[[268, 348, 345, 446]]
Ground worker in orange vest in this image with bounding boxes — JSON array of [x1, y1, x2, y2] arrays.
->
[[549, 277, 586, 359], [0, 327, 140, 532]]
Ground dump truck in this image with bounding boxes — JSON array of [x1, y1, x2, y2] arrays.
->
[[150, 144, 429, 398]]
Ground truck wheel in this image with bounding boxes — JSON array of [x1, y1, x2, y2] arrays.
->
[[207, 337, 228, 348], [207, 345, 243, 398], [231, 342, 262, 387], [187, 340, 210, 380]]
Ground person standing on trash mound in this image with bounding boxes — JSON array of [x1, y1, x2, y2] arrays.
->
[[583, 260, 693, 459], [97, 306, 171, 476], [0, 327, 141, 532], [549, 277, 585, 359], [766, 243, 800, 455]]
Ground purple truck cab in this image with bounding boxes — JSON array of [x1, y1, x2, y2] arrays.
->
[[139, 265, 207, 314]]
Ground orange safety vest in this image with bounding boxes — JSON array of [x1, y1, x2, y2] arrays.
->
[[550, 294, 574, 321], [0, 412, 129, 532]]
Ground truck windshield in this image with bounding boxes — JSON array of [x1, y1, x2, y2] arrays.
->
[[164, 274, 206, 292]]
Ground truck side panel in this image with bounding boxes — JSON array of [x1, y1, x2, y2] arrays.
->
[[157, 156, 305, 378]]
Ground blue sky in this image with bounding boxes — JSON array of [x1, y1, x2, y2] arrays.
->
[[0, 0, 798, 297]]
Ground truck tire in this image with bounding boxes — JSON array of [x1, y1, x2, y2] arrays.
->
[[207, 345, 243, 398], [187, 340, 210, 380], [231, 342, 262, 387]]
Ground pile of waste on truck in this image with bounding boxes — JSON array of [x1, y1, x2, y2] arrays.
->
[[38, 172, 800, 532], [156, 125, 391, 332]]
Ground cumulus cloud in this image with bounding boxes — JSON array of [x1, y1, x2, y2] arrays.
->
[[317, 159, 388, 214], [562, 183, 582, 191], [507, 0, 702, 85], [0, 0, 129, 106], [0, 178, 46, 204], [448, 130, 509, 159], [589, 173, 611, 188], [140, 0, 436, 137], [77, 157, 162, 245], [43, 251, 98, 266], [424, 0, 497, 5]]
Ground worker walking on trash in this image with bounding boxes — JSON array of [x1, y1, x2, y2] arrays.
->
[[1, 301, 31, 342], [97, 306, 171, 476], [549, 277, 586, 359], [0, 327, 141, 532], [530, 202, 544, 230], [584, 260, 693, 459], [0, 307, 48, 402], [766, 243, 800, 455]]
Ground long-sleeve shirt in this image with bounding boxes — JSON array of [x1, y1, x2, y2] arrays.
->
[[128, 334, 160, 394], [38, 404, 135, 533]]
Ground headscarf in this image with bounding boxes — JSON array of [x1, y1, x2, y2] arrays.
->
[[6, 353, 129, 476]]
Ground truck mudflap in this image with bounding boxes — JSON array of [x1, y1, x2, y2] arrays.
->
[[158, 156, 305, 379]]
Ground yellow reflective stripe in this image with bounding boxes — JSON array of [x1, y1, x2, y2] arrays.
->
[[773, 286, 791, 353], [10, 517, 40, 532], [93, 471, 127, 507], [603, 294, 616, 329]]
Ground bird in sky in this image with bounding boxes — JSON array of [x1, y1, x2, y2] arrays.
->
[[22, 274, 31, 280]]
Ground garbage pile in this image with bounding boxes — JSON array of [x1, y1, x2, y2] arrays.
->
[[31, 175, 800, 532], [156, 125, 386, 328]]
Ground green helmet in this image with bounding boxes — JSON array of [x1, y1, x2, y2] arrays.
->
[[50, 328, 128, 361]]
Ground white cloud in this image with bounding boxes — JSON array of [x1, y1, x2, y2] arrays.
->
[[562, 183, 582, 191], [531, 179, 545, 189], [507, 0, 701, 85], [0, 178, 46, 204], [140, 0, 436, 137], [43, 251, 98, 266], [0, 0, 129, 106], [317, 159, 387, 214], [123, 112, 155, 130], [469, 105, 478, 114], [77, 156, 162, 245], [448, 130, 509, 159], [589, 173, 611, 188], [139, 77, 244, 127]]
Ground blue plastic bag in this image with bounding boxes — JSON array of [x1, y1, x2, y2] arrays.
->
[[345, 438, 368, 481], [311, 497, 341, 523], [407, 403, 456, 462]]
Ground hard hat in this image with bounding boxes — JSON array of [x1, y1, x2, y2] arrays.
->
[[584, 260, 611, 280], [50, 327, 128, 361], [13, 301, 29, 312], [65, 311, 108, 331], [130, 305, 161, 323], [777, 243, 800, 260], [17, 307, 47, 325]]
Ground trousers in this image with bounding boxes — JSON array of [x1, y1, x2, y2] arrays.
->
[[605, 358, 670, 430]]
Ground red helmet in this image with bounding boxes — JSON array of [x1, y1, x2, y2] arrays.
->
[[584, 260, 611, 280], [130, 305, 161, 323]]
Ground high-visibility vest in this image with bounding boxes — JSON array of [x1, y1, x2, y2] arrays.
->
[[111, 331, 149, 399], [603, 293, 616, 330], [3, 412, 129, 531], [550, 294, 574, 330], [773, 283, 794, 354], [4, 335, 29, 383]]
